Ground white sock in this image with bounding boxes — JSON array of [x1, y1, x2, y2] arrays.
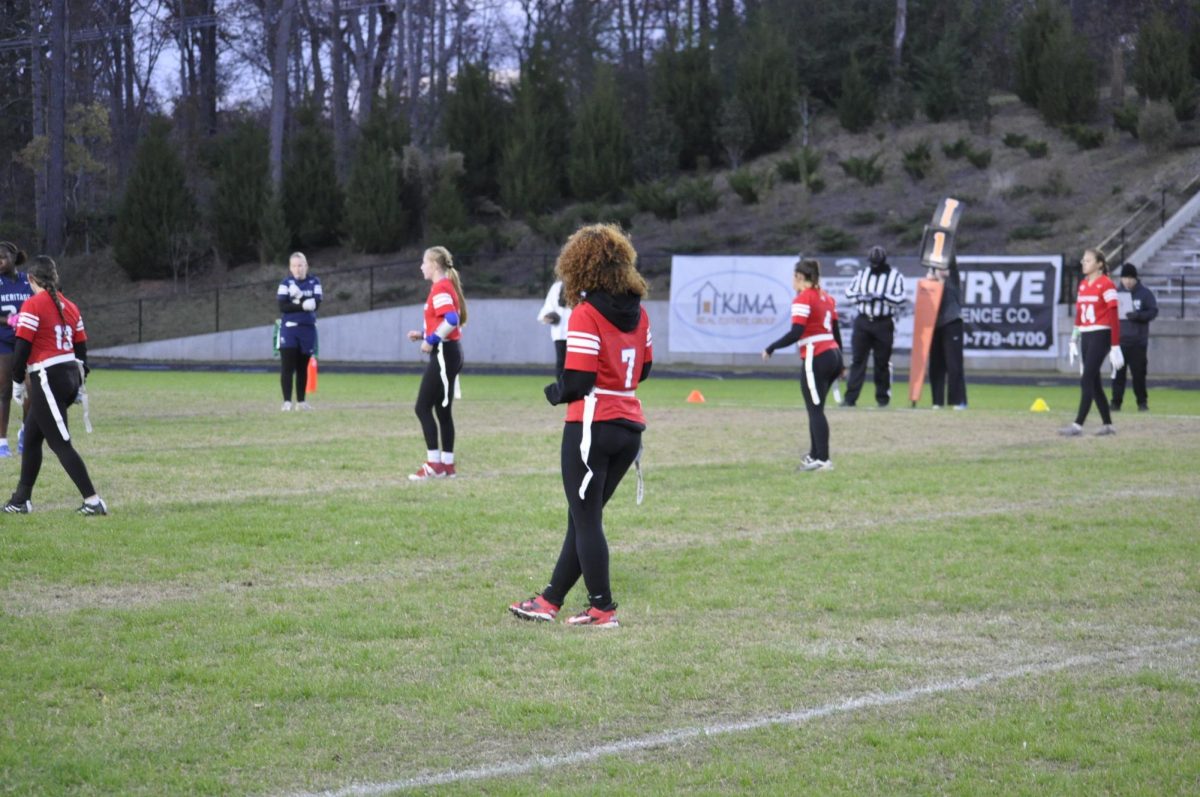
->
[[0, 438, 7, 447], [84, 496, 102, 506], [442, 452, 455, 465], [427, 449, 440, 463]]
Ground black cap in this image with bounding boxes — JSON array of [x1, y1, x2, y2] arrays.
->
[[1120, 263, 1138, 279], [868, 245, 887, 266]]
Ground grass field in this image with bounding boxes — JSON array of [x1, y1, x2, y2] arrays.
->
[[1, 369, 1198, 796]]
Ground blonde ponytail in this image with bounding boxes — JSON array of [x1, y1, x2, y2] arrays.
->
[[425, 246, 468, 325]]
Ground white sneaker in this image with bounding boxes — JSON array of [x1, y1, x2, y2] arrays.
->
[[296, 401, 313, 411], [801, 458, 834, 472], [281, 401, 292, 412]]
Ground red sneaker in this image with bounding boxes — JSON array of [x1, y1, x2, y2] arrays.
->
[[566, 606, 619, 628], [509, 594, 560, 622], [408, 461, 445, 481], [441, 463, 457, 478]]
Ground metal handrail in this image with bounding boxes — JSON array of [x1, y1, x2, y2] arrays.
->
[[1097, 172, 1200, 265]]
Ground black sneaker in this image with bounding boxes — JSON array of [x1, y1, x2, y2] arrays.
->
[[1138, 404, 1149, 412], [78, 498, 108, 516], [3, 499, 31, 514]]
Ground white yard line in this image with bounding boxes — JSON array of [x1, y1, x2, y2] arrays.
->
[[288, 636, 1199, 797]]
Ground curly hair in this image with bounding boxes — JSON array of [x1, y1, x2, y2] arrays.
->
[[555, 224, 647, 307]]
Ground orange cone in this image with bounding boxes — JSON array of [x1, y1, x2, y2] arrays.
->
[[306, 356, 319, 393], [686, 389, 706, 403]]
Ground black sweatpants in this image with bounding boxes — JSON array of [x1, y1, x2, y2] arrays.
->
[[844, 315, 894, 406], [1075, 330, 1112, 426], [279, 347, 311, 402], [414, 340, 463, 453], [544, 421, 641, 611], [929, 319, 967, 407], [1112, 341, 1148, 408], [800, 348, 841, 462], [12, 363, 96, 503]]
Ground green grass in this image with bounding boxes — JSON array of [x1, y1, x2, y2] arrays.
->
[[1, 371, 1198, 795]]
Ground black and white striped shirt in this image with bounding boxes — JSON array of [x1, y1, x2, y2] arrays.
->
[[846, 266, 906, 319]]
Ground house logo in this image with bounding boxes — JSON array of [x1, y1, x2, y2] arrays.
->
[[672, 269, 792, 340]]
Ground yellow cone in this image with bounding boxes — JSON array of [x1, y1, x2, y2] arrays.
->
[[686, 390, 706, 403], [1030, 397, 1050, 412]]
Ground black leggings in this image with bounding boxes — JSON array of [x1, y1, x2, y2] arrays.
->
[[12, 363, 96, 502], [1076, 330, 1112, 426], [801, 348, 841, 462], [280, 348, 311, 402], [544, 421, 641, 611], [415, 340, 463, 453]]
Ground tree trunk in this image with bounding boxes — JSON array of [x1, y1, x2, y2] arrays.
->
[[892, 0, 907, 72], [30, 6, 46, 244], [200, 0, 218, 135], [269, 0, 298, 192], [45, 0, 67, 254], [1111, 42, 1125, 105], [331, 0, 350, 180]]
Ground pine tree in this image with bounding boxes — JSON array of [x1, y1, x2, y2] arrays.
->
[[838, 55, 876, 133], [1134, 12, 1197, 120], [343, 142, 406, 254], [211, 119, 269, 265], [735, 15, 797, 155], [1037, 26, 1097, 125], [258, 189, 291, 265], [499, 42, 570, 214], [282, 103, 343, 248], [1015, 0, 1067, 108], [113, 118, 195, 280], [568, 67, 632, 201], [652, 44, 721, 169], [442, 62, 507, 200]]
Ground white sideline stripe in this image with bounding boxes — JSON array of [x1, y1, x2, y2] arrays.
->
[[289, 637, 1198, 797]]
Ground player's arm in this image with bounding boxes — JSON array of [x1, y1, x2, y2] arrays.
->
[[278, 281, 301, 313], [544, 368, 596, 405], [883, 271, 906, 306], [1103, 285, 1120, 346], [832, 315, 844, 351], [424, 310, 459, 345], [304, 279, 323, 312], [764, 324, 804, 355], [11, 337, 30, 384]]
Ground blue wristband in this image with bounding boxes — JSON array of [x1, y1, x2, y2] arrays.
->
[[425, 333, 441, 345]]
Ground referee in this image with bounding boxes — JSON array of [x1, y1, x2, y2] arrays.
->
[[842, 245, 906, 408]]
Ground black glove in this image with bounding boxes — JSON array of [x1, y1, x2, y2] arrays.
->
[[82, 361, 91, 378], [544, 382, 561, 405], [544, 312, 561, 324]]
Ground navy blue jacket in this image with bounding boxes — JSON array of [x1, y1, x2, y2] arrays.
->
[[1119, 281, 1158, 346]]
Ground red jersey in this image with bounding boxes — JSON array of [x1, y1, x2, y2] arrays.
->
[[790, 287, 839, 358], [1075, 274, 1120, 346], [16, 290, 87, 368], [563, 301, 652, 425], [422, 277, 462, 341]]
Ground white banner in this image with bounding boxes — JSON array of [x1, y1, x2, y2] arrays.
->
[[669, 254, 1062, 357]]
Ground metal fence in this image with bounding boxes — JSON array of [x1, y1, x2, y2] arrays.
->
[[79, 250, 676, 347]]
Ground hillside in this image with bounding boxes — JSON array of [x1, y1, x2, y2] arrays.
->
[[63, 95, 1200, 316]]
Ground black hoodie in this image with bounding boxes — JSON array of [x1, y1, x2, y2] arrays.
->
[[544, 290, 652, 407]]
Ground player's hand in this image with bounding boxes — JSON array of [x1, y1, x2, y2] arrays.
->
[[761, 349, 771, 360], [301, 298, 316, 311], [420, 342, 433, 354], [542, 312, 560, 325], [407, 330, 422, 342], [5, 314, 17, 329], [287, 283, 302, 299], [12, 382, 24, 404], [1068, 339, 1079, 365], [1109, 346, 1125, 373]]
